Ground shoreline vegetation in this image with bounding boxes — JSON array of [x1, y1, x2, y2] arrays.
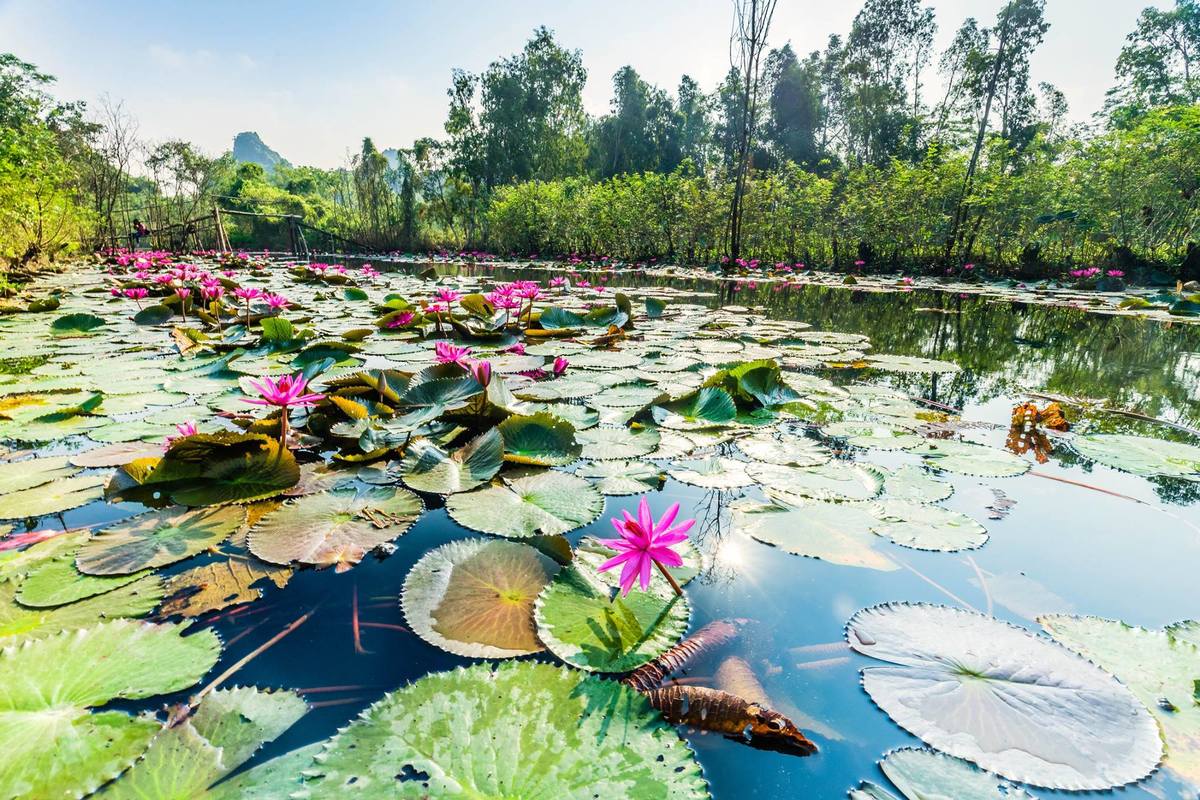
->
[[3, 1, 1200, 283]]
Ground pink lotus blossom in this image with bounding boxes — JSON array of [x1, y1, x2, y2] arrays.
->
[[854, 260, 865, 267], [553, 356, 569, 376], [110, 286, 122, 297], [503, 343, 526, 355], [549, 277, 569, 288], [233, 287, 262, 301], [125, 287, 149, 300], [175, 288, 191, 300], [469, 360, 492, 387], [165, 420, 198, 447], [242, 373, 325, 409], [265, 293, 290, 310], [386, 311, 416, 329], [435, 289, 461, 303], [964, 263, 975, 271], [1106, 269, 1125, 278], [597, 497, 693, 596], [201, 284, 224, 301], [435, 341, 472, 366]]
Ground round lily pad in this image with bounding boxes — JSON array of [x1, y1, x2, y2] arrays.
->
[[402, 538, 560, 658], [498, 412, 582, 466], [78, 506, 244, 575], [847, 603, 1162, 791], [576, 425, 660, 460], [883, 465, 954, 503], [445, 469, 603, 539], [667, 456, 754, 489], [753, 461, 885, 502], [400, 428, 503, 494], [301, 661, 708, 797], [1070, 433, 1200, 479], [534, 543, 691, 672], [915, 440, 1030, 477], [734, 499, 897, 571], [0, 474, 107, 520], [576, 460, 664, 495], [870, 500, 988, 552], [735, 432, 830, 466]]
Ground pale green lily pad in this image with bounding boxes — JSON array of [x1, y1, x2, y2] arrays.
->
[[576, 425, 660, 460], [400, 428, 503, 494], [590, 384, 665, 409], [735, 432, 830, 466], [853, 748, 1038, 800], [847, 603, 1162, 791], [445, 470, 603, 539], [883, 465, 954, 503], [524, 401, 600, 430], [1070, 433, 1200, 480], [0, 474, 107, 519], [534, 543, 691, 672], [1040, 614, 1200, 787], [16, 539, 150, 607], [78, 506, 244, 575], [863, 354, 961, 373], [0, 620, 221, 800], [70, 441, 164, 468], [915, 440, 1030, 477], [0, 574, 164, 645], [102, 686, 307, 800], [734, 499, 897, 571], [402, 538, 560, 658], [870, 500, 988, 552], [299, 661, 708, 797], [667, 456, 754, 489], [0, 455, 78, 495], [821, 421, 923, 450], [576, 460, 665, 495], [754, 461, 885, 502], [498, 412, 582, 466], [248, 484, 422, 570]]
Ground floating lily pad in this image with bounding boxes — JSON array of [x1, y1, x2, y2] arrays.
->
[[576, 425, 660, 460], [850, 748, 1038, 800], [400, 428, 503, 494], [159, 557, 292, 618], [576, 459, 664, 495], [1070, 433, 1200, 479], [445, 470, 603, 539], [863, 354, 961, 373], [299, 661, 708, 797], [0, 474, 107, 519], [0, 573, 164, 645], [883, 465, 954, 503], [915, 440, 1030, 477], [0, 455, 78, 495], [0, 620, 221, 800], [735, 431, 830, 466], [78, 506, 244, 575], [754, 461, 885, 502], [248, 484, 422, 571], [498, 412, 582, 466], [402, 538, 560, 658], [1040, 614, 1200, 787], [847, 603, 1161, 790], [821, 421, 923, 450], [534, 543, 691, 672], [16, 537, 150, 607], [870, 500, 988, 552], [651, 387, 737, 430], [667, 456, 755, 489], [734, 499, 897, 571]]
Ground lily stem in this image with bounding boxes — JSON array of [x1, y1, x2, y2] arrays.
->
[[655, 560, 684, 597]]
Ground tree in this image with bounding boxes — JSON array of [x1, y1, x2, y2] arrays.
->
[[1112, 0, 1200, 114], [762, 44, 826, 168], [726, 0, 780, 261]]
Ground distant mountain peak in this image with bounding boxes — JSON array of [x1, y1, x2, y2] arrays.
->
[[233, 131, 290, 173]]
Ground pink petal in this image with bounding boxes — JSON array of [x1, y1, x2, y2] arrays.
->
[[638, 554, 653, 591], [637, 498, 654, 538], [653, 503, 680, 535], [649, 548, 683, 567], [618, 555, 643, 596], [597, 549, 639, 573]]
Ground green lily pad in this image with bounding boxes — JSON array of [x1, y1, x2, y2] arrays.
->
[[735, 432, 830, 466], [0, 620, 221, 800], [77, 506, 244, 575], [498, 412, 582, 466], [651, 387, 737, 430], [299, 661, 708, 797], [753, 461, 885, 502], [576, 459, 665, 495], [0, 474, 107, 519], [851, 748, 1037, 800], [534, 543, 691, 672], [576, 425, 660, 460], [0, 455, 79, 495], [883, 465, 954, 503], [847, 603, 1161, 791], [400, 428, 503, 494], [1040, 614, 1200, 787], [1070, 433, 1200, 480], [102, 686, 307, 800], [402, 538, 560, 658], [915, 440, 1030, 477], [821, 421, 923, 450], [445, 470, 603, 539], [248, 484, 422, 571], [870, 500, 988, 552], [667, 456, 755, 489], [0, 574, 164, 645], [51, 312, 107, 332], [734, 499, 897, 571]]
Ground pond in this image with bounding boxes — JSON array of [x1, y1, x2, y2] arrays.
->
[[1, 256, 1198, 799]]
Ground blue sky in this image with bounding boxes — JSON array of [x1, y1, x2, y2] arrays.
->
[[0, 0, 1168, 167]]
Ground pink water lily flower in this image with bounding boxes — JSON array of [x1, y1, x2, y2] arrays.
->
[[553, 356, 569, 376], [435, 288, 461, 303], [242, 373, 325, 446], [598, 498, 693, 596], [386, 310, 416, 329], [243, 373, 325, 410], [164, 420, 198, 448], [469, 359, 492, 387], [435, 341, 472, 366], [265, 293, 290, 310]]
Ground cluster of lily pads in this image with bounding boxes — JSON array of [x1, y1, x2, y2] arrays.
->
[[1, 253, 1200, 798]]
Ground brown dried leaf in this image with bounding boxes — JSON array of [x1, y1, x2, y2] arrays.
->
[[159, 557, 292, 618]]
